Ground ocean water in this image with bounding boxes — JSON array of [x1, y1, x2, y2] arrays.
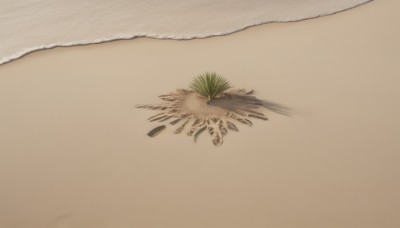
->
[[0, 0, 371, 65]]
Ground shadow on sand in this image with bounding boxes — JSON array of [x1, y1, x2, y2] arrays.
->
[[137, 89, 291, 146]]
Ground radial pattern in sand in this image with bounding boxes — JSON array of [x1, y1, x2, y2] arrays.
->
[[137, 88, 288, 146]]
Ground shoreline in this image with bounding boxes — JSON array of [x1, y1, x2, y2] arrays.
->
[[0, 0, 372, 66]]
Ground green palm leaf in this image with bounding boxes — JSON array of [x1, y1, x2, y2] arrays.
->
[[190, 72, 231, 102]]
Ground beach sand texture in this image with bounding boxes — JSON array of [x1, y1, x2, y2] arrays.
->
[[1, 0, 400, 228], [137, 88, 279, 146]]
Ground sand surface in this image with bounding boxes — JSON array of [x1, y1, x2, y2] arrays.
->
[[1, 0, 400, 227]]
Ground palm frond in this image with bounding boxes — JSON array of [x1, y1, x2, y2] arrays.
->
[[189, 72, 231, 101]]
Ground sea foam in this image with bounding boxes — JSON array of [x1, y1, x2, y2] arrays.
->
[[0, 0, 372, 65]]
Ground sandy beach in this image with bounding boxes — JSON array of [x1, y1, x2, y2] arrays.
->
[[1, 0, 400, 227]]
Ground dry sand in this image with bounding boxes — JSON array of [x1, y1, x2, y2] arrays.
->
[[1, 0, 400, 227]]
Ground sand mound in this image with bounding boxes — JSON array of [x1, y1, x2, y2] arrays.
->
[[136, 88, 289, 146]]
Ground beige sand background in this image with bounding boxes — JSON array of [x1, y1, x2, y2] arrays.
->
[[0, 0, 399, 227]]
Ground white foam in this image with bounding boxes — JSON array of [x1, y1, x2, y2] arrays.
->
[[0, 0, 372, 65]]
